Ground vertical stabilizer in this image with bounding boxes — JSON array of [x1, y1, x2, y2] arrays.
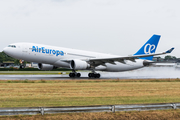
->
[[134, 34, 160, 60]]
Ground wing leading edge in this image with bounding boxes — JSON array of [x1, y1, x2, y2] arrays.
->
[[88, 47, 174, 66], [60, 47, 174, 66]]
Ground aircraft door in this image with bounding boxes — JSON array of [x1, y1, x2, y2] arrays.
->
[[22, 44, 28, 56], [22, 44, 32, 60]]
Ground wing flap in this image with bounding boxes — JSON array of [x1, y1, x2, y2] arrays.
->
[[60, 47, 174, 66], [89, 47, 174, 63]]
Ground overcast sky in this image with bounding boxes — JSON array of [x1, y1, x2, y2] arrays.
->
[[0, 0, 180, 57]]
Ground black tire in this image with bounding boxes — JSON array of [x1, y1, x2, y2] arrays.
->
[[20, 65, 24, 69], [77, 73, 81, 77], [69, 73, 75, 77], [94, 74, 98, 78], [88, 73, 93, 78], [97, 73, 100, 78], [88, 73, 100, 78], [72, 73, 75, 77], [69, 73, 72, 77]]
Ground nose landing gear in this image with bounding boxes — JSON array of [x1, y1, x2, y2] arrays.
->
[[19, 59, 25, 69]]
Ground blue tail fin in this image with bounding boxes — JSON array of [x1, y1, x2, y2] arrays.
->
[[134, 34, 161, 60]]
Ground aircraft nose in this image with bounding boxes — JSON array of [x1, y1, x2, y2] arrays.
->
[[3, 45, 22, 59], [3, 47, 12, 56], [3, 47, 8, 54]]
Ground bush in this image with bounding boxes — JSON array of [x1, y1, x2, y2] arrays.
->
[[0, 68, 71, 71]]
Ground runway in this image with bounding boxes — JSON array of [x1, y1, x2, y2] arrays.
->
[[0, 67, 180, 80]]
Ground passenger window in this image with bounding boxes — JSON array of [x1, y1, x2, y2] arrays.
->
[[8, 45, 16, 48]]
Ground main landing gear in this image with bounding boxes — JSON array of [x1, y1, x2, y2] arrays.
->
[[88, 73, 101, 78], [69, 70, 101, 78], [88, 70, 101, 78], [69, 70, 81, 78]]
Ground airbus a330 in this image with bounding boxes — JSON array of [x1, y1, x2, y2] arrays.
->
[[3, 34, 174, 78]]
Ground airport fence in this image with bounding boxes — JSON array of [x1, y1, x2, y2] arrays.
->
[[0, 103, 180, 116]]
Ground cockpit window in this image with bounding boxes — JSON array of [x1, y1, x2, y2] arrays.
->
[[8, 45, 16, 48]]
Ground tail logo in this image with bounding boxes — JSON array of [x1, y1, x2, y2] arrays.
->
[[144, 44, 156, 54]]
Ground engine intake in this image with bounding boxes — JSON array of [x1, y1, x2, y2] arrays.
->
[[70, 59, 90, 70]]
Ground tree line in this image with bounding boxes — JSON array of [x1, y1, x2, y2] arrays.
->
[[0, 52, 22, 65]]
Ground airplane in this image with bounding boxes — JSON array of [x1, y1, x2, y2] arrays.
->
[[3, 34, 174, 78]]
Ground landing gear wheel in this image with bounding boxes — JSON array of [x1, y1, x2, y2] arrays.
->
[[88, 73, 100, 78], [69, 72, 81, 78], [88, 73, 92, 78], [77, 73, 81, 77], [69, 73, 75, 77], [20, 65, 25, 69], [96, 73, 100, 78]]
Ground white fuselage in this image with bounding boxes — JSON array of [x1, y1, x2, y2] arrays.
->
[[3, 42, 145, 72]]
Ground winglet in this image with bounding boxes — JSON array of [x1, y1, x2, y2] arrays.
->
[[165, 47, 174, 53]]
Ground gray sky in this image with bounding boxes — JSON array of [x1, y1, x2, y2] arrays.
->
[[0, 0, 180, 57]]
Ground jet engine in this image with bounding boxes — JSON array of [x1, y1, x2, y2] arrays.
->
[[143, 60, 155, 66], [70, 59, 90, 70], [38, 63, 56, 70]]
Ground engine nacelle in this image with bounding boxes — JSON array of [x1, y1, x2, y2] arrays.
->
[[70, 59, 90, 70], [38, 63, 55, 71], [143, 60, 155, 66]]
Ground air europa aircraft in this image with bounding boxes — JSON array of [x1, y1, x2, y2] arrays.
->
[[3, 34, 174, 78]]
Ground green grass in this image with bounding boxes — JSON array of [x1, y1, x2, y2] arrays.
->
[[0, 96, 179, 108], [0, 79, 180, 108]]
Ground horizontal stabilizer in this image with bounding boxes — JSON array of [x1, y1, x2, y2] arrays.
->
[[165, 47, 174, 53]]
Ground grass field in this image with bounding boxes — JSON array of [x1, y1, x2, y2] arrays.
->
[[1, 79, 180, 119], [0, 79, 180, 108]]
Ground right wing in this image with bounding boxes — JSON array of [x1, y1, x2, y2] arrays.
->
[[87, 47, 174, 66], [61, 47, 174, 67]]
